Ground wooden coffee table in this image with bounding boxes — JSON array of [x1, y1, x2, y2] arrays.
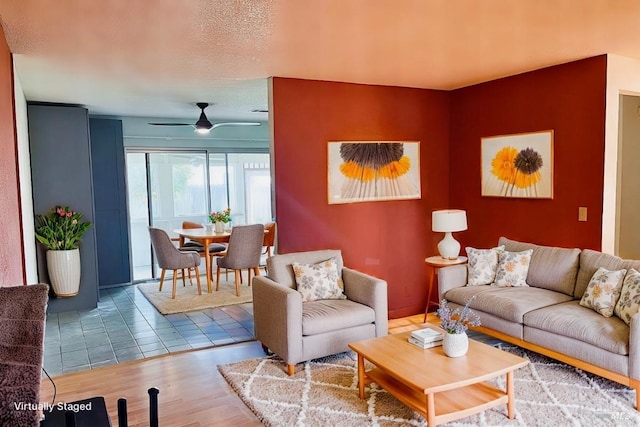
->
[[348, 330, 529, 426]]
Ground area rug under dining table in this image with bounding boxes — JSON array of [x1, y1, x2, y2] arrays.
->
[[137, 276, 253, 315], [218, 345, 640, 426]]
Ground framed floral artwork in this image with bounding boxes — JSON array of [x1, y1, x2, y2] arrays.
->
[[327, 141, 421, 204], [481, 130, 554, 198]]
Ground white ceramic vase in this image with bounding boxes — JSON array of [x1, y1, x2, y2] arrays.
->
[[214, 221, 225, 233], [443, 332, 468, 357], [46, 249, 81, 297]]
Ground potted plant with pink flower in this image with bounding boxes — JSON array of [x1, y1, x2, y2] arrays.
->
[[209, 208, 231, 233], [35, 206, 91, 297]]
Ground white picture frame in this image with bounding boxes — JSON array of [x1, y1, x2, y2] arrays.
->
[[481, 130, 554, 199], [328, 141, 421, 204]]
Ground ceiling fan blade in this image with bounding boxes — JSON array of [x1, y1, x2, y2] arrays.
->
[[210, 122, 261, 129], [148, 104, 260, 132]]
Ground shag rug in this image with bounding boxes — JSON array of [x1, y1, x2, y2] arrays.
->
[[137, 276, 253, 315], [218, 345, 640, 427], [0, 284, 48, 427]]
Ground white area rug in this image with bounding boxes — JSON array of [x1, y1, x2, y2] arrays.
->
[[219, 345, 640, 426]]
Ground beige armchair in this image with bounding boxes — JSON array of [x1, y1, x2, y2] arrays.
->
[[252, 249, 388, 375]]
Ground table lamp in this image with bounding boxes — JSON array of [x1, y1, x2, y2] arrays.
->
[[432, 209, 467, 259]]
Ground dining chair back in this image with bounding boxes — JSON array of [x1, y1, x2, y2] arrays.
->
[[216, 224, 265, 296], [148, 227, 202, 299], [182, 221, 202, 229], [260, 221, 277, 273], [263, 222, 276, 255]]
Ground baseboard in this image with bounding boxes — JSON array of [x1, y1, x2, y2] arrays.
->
[[388, 305, 427, 319]]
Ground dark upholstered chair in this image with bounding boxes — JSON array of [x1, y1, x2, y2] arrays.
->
[[178, 221, 227, 255], [0, 284, 48, 426], [215, 224, 264, 296], [252, 249, 388, 375], [148, 227, 202, 299]]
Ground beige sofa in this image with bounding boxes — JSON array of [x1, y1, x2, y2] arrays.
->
[[252, 249, 388, 375], [438, 237, 640, 409]]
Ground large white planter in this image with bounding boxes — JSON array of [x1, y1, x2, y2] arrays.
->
[[46, 249, 81, 297], [443, 332, 469, 357], [214, 221, 226, 233]]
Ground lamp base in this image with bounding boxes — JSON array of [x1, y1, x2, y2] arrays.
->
[[437, 232, 461, 260]]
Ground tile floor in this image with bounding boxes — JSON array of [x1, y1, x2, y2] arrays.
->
[[43, 284, 255, 377]]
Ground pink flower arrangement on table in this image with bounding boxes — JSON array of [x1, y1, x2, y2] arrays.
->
[[209, 208, 231, 223]]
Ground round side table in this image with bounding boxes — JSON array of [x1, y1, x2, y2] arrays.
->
[[424, 255, 468, 322]]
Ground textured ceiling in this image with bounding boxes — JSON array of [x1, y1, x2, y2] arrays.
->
[[0, 0, 639, 121]]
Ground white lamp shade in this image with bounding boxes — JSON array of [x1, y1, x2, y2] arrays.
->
[[432, 210, 467, 232]]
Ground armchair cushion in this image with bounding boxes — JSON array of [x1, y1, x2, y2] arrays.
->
[[293, 258, 346, 302], [302, 299, 375, 336], [267, 249, 344, 288]]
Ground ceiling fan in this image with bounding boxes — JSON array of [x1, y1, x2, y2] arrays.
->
[[148, 103, 260, 134]]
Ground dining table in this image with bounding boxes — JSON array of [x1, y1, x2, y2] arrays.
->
[[173, 228, 233, 293]]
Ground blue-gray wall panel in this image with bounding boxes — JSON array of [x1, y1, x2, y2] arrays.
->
[[28, 104, 99, 313], [89, 118, 131, 286]]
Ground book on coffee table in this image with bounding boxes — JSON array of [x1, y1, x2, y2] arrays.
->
[[410, 327, 444, 344], [408, 336, 443, 349]]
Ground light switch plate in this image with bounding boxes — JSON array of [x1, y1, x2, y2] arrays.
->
[[578, 207, 588, 222]]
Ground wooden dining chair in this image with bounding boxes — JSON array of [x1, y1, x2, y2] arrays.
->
[[260, 221, 277, 273], [148, 227, 202, 299], [215, 224, 265, 296]]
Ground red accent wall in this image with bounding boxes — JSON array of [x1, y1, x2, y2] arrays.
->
[[271, 78, 450, 317], [0, 25, 24, 286], [449, 56, 607, 251]]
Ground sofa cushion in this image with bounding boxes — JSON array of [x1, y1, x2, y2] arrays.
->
[[445, 286, 572, 323], [498, 237, 581, 295], [614, 268, 640, 325], [524, 300, 629, 355], [575, 249, 640, 299], [266, 250, 344, 289], [465, 245, 504, 286], [293, 258, 346, 302], [493, 249, 533, 287], [579, 267, 626, 317], [302, 299, 375, 336]]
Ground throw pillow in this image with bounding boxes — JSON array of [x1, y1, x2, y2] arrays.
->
[[614, 268, 640, 325], [465, 245, 505, 286], [292, 258, 346, 302], [492, 249, 533, 287], [579, 267, 627, 317]]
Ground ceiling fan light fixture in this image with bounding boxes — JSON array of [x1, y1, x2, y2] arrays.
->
[[149, 102, 258, 132], [194, 103, 213, 134]]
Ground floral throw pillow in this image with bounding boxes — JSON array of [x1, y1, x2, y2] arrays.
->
[[466, 245, 505, 286], [579, 267, 627, 317], [492, 249, 533, 287], [292, 258, 346, 302], [613, 269, 640, 325]]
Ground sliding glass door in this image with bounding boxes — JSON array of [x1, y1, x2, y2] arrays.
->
[[126, 150, 271, 281], [224, 153, 272, 225], [149, 152, 209, 230]]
